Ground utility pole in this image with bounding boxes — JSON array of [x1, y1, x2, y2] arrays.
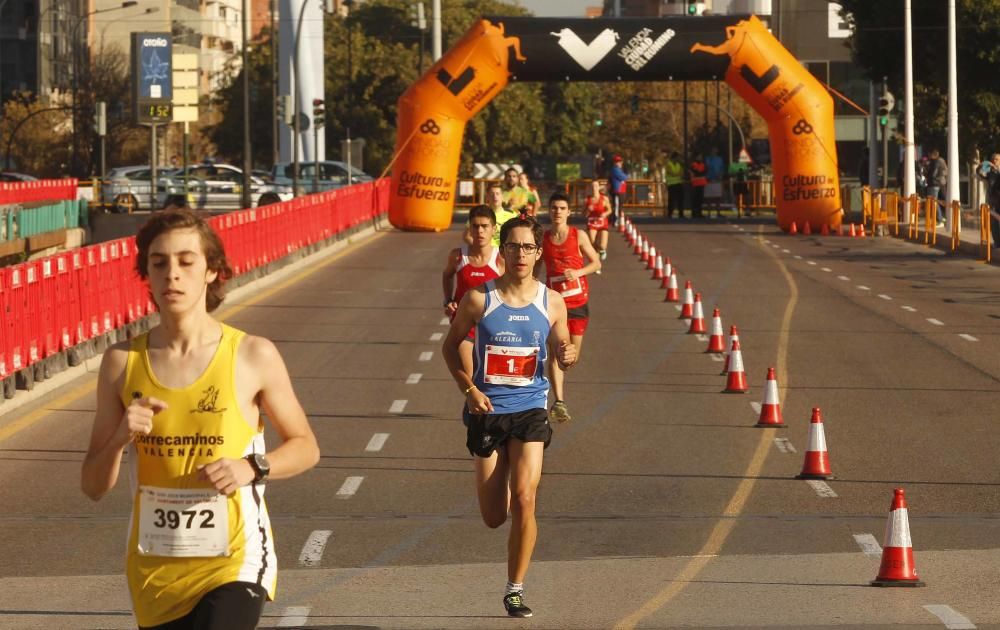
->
[[431, 0, 441, 60], [881, 77, 890, 190], [271, 0, 278, 167], [241, 0, 252, 210]]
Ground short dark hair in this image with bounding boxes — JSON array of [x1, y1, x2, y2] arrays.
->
[[504, 167, 519, 177], [135, 207, 234, 312], [548, 191, 570, 208], [500, 216, 543, 248], [468, 204, 496, 225], [487, 181, 503, 191]]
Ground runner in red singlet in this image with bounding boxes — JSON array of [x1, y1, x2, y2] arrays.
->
[[443, 205, 503, 375], [585, 179, 612, 264], [535, 192, 601, 423]]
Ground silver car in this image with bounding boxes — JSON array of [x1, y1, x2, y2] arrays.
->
[[102, 165, 158, 213], [271, 160, 374, 193], [160, 163, 293, 210]]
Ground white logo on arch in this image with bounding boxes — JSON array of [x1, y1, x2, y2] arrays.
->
[[550, 28, 619, 71]]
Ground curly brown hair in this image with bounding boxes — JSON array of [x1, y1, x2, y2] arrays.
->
[[135, 208, 234, 312]]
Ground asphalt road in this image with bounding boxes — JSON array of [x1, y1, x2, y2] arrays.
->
[[1, 217, 998, 629]]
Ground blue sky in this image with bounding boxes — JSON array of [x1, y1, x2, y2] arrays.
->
[[516, 0, 594, 17]]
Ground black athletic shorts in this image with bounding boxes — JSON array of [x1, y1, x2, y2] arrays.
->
[[567, 303, 590, 320], [140, 582, 268, 630], [464, 407, 552, 457]]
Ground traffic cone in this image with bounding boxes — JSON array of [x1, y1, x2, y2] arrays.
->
[[687, 294, 706, 333], [754, 367, 785, 427], [634, 234, 643, 255], [837, 224, 845, 236], [720, 325, 739, 374], [802, 221, 812, 235], [618, 218, 627, 233], [678, 280, 694, 318], [789, 221, 799, 235], [795, 407, 833, 479], [820, 223, 830, 236], [640, 237, 649, 260], [659, 257, 673, 287], [723, 338, 749, 393], [646, 245, 657, 269], [663, 271, 680, 302], [652, 254, 664, 279], [871, 488, 926, 587], [858, 223, 866, 237], [849, 223, 857, 237], [705, 308, 725, 353]]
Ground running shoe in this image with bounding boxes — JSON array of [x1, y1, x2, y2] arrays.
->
[[599, 249, 607, 261], [549, 401, 572, 423], [503, 592, 533, 618]]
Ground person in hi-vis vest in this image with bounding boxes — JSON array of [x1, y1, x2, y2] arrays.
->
[[82, 208, 320, 630]]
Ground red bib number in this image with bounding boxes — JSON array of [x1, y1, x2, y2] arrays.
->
[[484, 345, 538, 386], [549, 274, 583, 298]]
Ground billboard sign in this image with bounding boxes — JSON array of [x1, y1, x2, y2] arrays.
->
[[131, 32, 173, 123]]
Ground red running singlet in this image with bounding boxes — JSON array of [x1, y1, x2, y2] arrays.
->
[[542, 228, 589, 309], [453, 246, 501, 313], [586, 194, 610, 231]]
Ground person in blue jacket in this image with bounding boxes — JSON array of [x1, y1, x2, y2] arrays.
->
[[608, 154, 628, 227]]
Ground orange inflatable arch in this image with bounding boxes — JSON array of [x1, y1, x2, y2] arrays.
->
[[390, 15, 840, 233]]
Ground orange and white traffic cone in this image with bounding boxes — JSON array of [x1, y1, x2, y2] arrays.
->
[[678, 280, 695, 319], [802, 221, 812, 235], [795, 407, 832, 479], [849, 223, 857, 237], [660, 257, 673, 287], [687, 294, 706, 333], [820, 223, 830, 236], [619, 218, 627, 233], [789, 221, 799, 235], [633, 234, 643, 255], [871, 488, 926, 587], [705, 308, 725, 353], [641, 238, 650, 261], [858, 223, 866, 237], [652, 254, 664, 279], [646, 245, 657, 269], [720, 325, 739, 374], [723, 338, 749, 393], [754, 367, 785, 427], [663, 271, 680, 302]]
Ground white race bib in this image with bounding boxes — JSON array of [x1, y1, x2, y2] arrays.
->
[[484, 345, 539, 386], [137, 486, 230, 557], [549, 274, 582, 298]]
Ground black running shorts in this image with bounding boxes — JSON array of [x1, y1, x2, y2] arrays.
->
[[139, 582, 268, 630], [464, 408, 553, 457]]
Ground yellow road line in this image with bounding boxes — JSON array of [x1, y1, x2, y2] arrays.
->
[[614, 225, 798, 629], [0, 232, 384, 445]]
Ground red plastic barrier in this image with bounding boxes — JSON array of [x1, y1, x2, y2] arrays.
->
[[0, 178, 78, 205], [0, 270, 7, 378]]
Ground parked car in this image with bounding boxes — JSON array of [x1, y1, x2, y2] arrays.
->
[[102, 165, 158, 213], [0, 171, 39, 182], [271, 160, 374, 192], [160, 163, 293, 210]]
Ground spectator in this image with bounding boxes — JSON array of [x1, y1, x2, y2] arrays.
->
[[704, 147, 725, 216], [608, 154, 628, 226], [688, 153, 708, 219], [665, 152, 685, 219], [976, 153, 1000, 249], [925, 148, 948, 227]]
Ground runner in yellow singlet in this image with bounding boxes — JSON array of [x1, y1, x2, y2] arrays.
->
[[81, 208, 320, 630]]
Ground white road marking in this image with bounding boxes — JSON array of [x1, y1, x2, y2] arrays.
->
[[821, 267, 831, 272], [782, 249, 791, 253], [902, 305, 917, 312], [696, 334, 708, 341], [366, 433, 390, 452], [298, 531, 332, 567], [794, 255, 802, 260], [711, 354, 724, 362], [773, 438, 796, 453], [336, 476, 364, 498], [389, 399, 408, 414], [430, 332, 443, 341], [959, 334, 979, 342], [406, 373, 422, 384], [674, 305, 682, 312], [807, 260, 817, 266], [750, 401, 762, 415], [278, 606, 313, 627], [805, 479, 838, 498], [837, 275, 850, 281], [878, 294, 893, 300], [419, 351, 433, 361], [772, 244, 780, 249], [857, 285, 871, 291], [439, 317, 449, 325], [927, 318, 944, 326], [923, 604, 977, 629], [763, 239, 771, 244], [852, 533, 883, 559]]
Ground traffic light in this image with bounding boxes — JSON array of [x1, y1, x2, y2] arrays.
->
[[93, 101, 106, 137], [312, 98, 325, 128], [277, 94, 294, 126], [687, 1, 698, 15], [877, 91, 895, 127], [630, 95, 640, 113]]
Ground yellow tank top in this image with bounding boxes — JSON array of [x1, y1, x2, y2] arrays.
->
[[121, 323, 276, 627]]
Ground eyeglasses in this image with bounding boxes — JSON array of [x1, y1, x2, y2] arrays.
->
[[503, 242, 539, 254]]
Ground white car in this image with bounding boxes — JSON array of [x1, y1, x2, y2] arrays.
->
[[160, 163, 293, 210], [271, 160, 373, 193]]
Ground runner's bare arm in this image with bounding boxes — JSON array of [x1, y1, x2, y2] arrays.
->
[[546, 289, 577, 369], [81, 344, 168, 500], [442, 247, 461, 316], [442, 287, 493, 411], [576, 228, 603, 276], [206, 336, 319, 489]]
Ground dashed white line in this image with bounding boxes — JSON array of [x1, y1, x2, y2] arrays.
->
[[852, 533, 883, 559], [278, 606, 312, 627], [406, 373, 422, 384], [782, 249, 791, 253], [430, 332, 443, 341], [959, 333, 979, 342], [772, 244, 780, 249], [696, 334, 708, 342], [711, 354, 724, 362], [419, 351, 433, 361], [837, 275, 850, 281], [923, 604, 977, 629], [878, 294, 893, 300], [674, 305, 682, 312], [773, 438, 796, 453], [821, 267, 831, 272], [927, 318, 944, 326], [366, 433, 390, 452], [749, 401, 762, 415], [389, 399, 408, 414], [856, 285, 871, 291], [807, 260, 817, 266], [805, 479, 838, 498], [439, 317, 449, 326], [763, 239, 771, 244], [794, 255, 802, 260], [336, 476, 364, 498], [902, 305, 917, 312], [298, 531, 332, 567]]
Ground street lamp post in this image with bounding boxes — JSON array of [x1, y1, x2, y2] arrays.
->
[[241, 0, 252, 210], [291, 0, 312, 197]]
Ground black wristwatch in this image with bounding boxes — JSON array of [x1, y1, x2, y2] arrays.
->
[[245, 453, 271, 484]]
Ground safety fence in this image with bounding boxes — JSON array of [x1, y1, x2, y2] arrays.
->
[[0, 199, 89, 242], [0, 179, 78, 206], [863, 187, 994, 262], [0, 179, 388, 399]]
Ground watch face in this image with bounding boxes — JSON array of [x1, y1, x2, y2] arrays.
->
[[253, 454, 270, 478]]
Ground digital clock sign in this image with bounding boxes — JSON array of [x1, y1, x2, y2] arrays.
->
[[131, 32, 173, 124]]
